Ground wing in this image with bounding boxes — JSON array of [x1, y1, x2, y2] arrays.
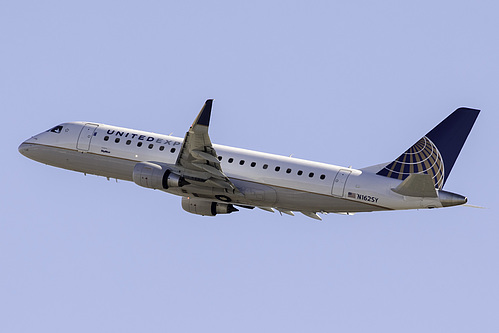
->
[[175, 99, 239, 193]]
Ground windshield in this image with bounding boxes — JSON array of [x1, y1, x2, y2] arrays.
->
[[47, 125, 63, 133]]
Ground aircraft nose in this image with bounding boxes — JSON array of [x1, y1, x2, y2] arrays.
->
[[18, 141, 36, 158], [18, 142, 29, 156]]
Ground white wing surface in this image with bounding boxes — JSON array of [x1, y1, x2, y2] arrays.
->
[[176, 100, 239, 193]]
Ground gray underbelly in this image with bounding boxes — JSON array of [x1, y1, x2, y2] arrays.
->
[[23, 144, 135, 181]]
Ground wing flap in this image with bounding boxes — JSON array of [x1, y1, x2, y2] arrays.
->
[[192, 162, 226, 178], [191, 150, 221, 164]]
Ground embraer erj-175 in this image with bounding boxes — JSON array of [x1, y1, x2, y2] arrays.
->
[[19, 100, 479, 220]]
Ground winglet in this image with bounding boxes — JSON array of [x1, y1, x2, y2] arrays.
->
[[192, 99, 213, 127]]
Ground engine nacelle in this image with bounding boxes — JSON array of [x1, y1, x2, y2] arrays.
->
[[181, 197, 239, 216], [133, 161, 187, 190]]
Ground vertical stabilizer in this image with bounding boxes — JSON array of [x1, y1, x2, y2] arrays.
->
[[376, 108, 479, 189]]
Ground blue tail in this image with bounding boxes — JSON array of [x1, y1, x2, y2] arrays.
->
[[376, 108, 480, 189]]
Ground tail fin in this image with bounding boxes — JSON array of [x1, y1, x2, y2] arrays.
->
[[376, 108, 480, 189]]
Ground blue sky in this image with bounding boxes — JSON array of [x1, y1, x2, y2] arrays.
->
[[1, 1, 498, 332]]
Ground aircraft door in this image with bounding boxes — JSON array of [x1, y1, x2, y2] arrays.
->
[[77, 123, 99, 151], [331, 169, 351, 197]]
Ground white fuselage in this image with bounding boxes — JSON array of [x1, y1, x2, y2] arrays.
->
[[19, 121, 457, 215]]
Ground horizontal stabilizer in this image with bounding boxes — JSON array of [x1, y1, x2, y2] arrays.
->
[[392, 173, 438, 197]]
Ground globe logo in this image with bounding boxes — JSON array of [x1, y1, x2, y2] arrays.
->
[[377, 136, 444, 189]]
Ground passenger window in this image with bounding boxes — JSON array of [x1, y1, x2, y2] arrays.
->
[[275, 166, 280, 172], [263, 164, 268, 169], [228, 158, 234, 163], [309, 172, 314, 178], [104, 136, 109, 141], [115, 138, 120, 143], [159, 146, 165, 151], [137, 142, 143, 147], [320, 174, 326, 180], [250, 162, 256, 167], [49, 125, 63, 133], [148, 144, 154, 149], [170, 148, 176, 153], [286, 168, 291, 174], [297, 170, 303, 175], [126, 140, 131, 145], [239, 160, 245, 165]]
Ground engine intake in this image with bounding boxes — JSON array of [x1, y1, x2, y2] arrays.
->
[[181, 197, 238, 216], [133, 162, 188, 190]]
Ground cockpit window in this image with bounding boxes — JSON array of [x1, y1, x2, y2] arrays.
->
[[48, 125, 63, 133]]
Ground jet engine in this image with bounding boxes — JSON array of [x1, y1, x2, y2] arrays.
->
[[181, 197, 239, 216], [133, 161, 188, 190]]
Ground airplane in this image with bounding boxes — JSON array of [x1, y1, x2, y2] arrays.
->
[[18, 100, 479, 220]]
